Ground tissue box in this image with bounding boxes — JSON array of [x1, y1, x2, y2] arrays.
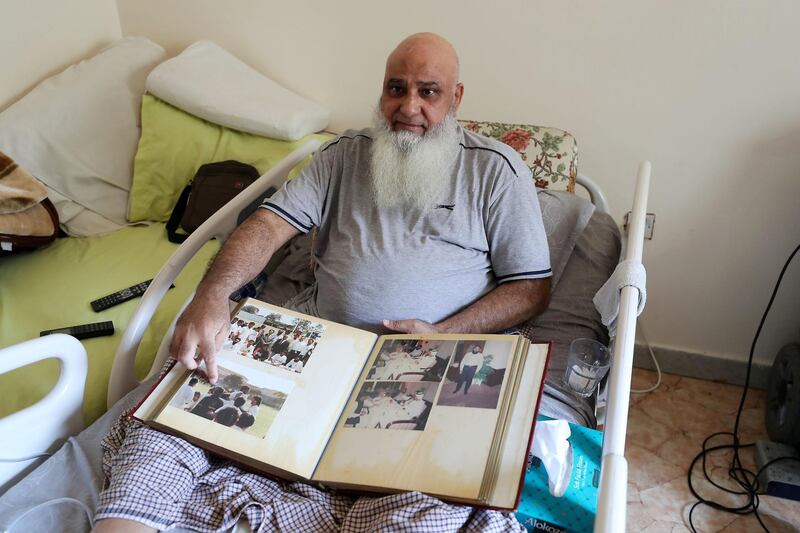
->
[[515, 416, 602, 533]]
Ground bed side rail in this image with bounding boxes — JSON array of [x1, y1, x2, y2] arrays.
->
[[107, 140, 321, 408], [594, 162, 650, 533], [0, 334, 87, 495], [576, 173, 610, 214]]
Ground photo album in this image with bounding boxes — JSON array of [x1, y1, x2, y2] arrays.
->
[[132, 297, 551, 509]]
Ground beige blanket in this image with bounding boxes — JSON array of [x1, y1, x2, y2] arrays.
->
[[0, 151, 55, 236]]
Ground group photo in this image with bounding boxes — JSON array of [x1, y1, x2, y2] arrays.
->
[[436, 340, 513, 410], [366, 339, 452, 382], [345, 381, 438, 431], [222, 304, 326, 374], [168, 364, 292, 439]]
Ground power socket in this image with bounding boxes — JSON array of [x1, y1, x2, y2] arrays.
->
[[623, 212, 656, 239]]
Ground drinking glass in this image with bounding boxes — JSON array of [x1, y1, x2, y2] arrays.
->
[[563, 338, 611, 397]]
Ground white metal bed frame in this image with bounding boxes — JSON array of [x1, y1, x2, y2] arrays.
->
[[0, 142, 650, 533]]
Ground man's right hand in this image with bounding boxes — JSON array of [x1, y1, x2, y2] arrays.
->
[[165, 209, 301, 383], [169, 293, 230, 383]]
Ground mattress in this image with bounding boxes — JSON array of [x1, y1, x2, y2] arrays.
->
[[0, 223, 219, 424]]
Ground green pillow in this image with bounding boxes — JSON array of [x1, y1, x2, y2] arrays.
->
[[128, 94, 331, 223]]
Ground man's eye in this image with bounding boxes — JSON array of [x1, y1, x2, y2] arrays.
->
[[420, 88, 438, 97], [388, 86, 404, 96]]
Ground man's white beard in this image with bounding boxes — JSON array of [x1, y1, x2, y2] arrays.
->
[[370, 108, 460, 210]]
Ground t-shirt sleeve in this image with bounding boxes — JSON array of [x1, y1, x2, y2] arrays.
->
[[486, 170, 552, 284], [259, 144, 332, 233]]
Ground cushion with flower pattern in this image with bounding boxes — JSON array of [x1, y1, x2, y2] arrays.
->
[[459, 120, 577, 192]]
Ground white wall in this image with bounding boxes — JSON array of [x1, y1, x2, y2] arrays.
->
[[0, 0, 122, 110], [116, 0, 800, 367]]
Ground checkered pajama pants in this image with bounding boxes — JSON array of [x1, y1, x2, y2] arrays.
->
[[95, 417, 526, 532]]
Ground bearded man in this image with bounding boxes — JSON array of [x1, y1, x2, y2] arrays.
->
[[93, 33, 550, 533]]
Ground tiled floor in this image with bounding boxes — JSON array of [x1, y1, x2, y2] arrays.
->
[[625, 368, 800, 532]]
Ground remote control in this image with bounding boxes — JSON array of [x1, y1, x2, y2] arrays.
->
[[40, 321, 115, 340], [90, 279, 173, 312]]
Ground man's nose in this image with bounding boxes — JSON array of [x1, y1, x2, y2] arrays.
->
[[399, 92, 422, 117]]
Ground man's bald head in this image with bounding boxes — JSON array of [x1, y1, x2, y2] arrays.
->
[[379, 32, 464, 135], [386, 32, 460, 85]]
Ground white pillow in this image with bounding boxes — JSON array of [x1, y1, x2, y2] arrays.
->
[[0, 37, 166, 236], [146, 40, 330, 141]]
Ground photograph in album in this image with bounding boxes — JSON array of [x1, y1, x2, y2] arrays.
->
[[344, 380, 438, 431], [437, 339, 512, 410], [223, 302, 326, 374], [164, 362, 293, 439], [366, 338, 454, 382]]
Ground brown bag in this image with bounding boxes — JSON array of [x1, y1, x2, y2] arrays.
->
[[167, 160, 272, 244], [0, 151, 59, 255]]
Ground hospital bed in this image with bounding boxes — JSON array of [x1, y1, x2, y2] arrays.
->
[[0, 158, 648, 533], [0, 39, 649, 533]]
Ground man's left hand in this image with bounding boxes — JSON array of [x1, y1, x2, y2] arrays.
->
[[382, 319, 440, 334]]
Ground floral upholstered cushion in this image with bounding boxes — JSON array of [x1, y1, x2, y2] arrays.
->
[[459, 120, 577, 192]]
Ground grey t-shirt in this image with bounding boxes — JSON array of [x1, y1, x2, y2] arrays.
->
[[261, 126, 551, 331]]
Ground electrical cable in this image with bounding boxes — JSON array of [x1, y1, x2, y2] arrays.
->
[[686, 243, 800, 533], [631, 320, 662, 393]]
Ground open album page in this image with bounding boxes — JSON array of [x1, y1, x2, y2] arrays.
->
[[313, 334, 523, 502], [134, 299, 378, 479]]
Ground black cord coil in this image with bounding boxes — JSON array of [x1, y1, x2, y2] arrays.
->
[[687, 243, 800, 532]]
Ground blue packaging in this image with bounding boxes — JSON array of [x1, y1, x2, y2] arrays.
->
[[515, 416, 603, 533]]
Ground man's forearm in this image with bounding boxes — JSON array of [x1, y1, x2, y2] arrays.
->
[[195, 209, 299, 301], [435, 278, 551, 334]]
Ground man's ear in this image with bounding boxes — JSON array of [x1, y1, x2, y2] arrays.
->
[[453, 83, 464, 111]]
